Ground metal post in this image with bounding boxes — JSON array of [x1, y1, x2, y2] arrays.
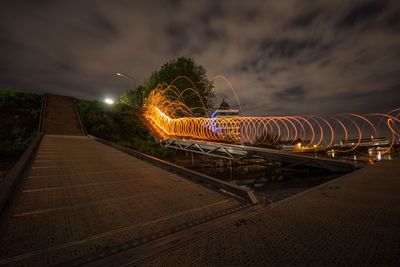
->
[[116, 72, 137, 89]]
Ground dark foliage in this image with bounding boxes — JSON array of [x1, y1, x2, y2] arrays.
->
[[140, 57, 215, 114], [0, 89, 42, 160], [77, 99, 174, 158]]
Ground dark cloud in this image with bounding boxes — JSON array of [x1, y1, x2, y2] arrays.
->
[[338, 1, 386, 27], [290, 9, 321, 27], [89, 12, 119, 40], [260, 39, 318, 59], [165, 23, 188, 54], [274, 86, 306, 101], [0, 0, 399, 116]]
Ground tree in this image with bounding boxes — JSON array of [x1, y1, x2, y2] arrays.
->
[[76, 99, 174, 158], [120, 85, 146, 109], [119, 90, 135, 107], [253, 129, 281, 148], [0, 89, 42, 160], [139, 57, 215, 115]]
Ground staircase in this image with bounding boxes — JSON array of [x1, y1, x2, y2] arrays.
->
[[43, 95, 84, 135]]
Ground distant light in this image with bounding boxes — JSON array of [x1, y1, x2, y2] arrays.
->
[[377, 151, 382, 161], [297, 143, 302, 149], [105, 98, 114, 105]]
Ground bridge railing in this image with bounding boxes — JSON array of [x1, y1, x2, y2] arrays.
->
[[37, 94, 47, 133], [0, 134, 43, 216], [165, 138, 363, 173], [73, 98, 87, 136]]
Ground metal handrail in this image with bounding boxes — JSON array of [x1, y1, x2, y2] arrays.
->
[[166, 139, 362, 172], [37, 94, 47, 133]]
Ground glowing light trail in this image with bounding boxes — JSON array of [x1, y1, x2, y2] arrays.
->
[[142, 78, 400, 156]]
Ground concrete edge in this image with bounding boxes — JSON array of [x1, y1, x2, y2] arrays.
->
[[0, 133, 43, 214], [64, 204, 261, 267], [88, 135, 258, 204], [267, 165, 366, 209]]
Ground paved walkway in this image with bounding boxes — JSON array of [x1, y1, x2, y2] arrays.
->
[[2, 94, 398, 266], [137, 160, 400, 266], [0, 135, 243, 266], [44, 95, 83, 135]]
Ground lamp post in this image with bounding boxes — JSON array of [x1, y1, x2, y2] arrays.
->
[[116, 72, 137, 90], [117, 72, 142, 106]]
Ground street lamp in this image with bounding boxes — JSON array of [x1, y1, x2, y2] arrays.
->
[[104, 98, 114, 105], [116, 72, 144, 106], [116, 72, 137, 90]]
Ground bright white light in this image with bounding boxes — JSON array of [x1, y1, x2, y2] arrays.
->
[[377, 151, 382, 161], [105, 98, 114, 105]]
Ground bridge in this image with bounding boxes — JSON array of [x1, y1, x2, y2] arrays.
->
[[165, 139, 361, 172], [143, 86, 399, 172], [0, 94, 256, 266], [0, 94, 399, 266]]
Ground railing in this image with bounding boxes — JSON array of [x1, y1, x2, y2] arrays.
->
[[73, 98, 87, 136], [37, 94, 47, 133], [165, 138, 363, 173], [0, 135, 42, 215], [1, 93, 48, 214]]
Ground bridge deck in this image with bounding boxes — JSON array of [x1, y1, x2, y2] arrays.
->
[[134, 160, 400, 266], [43, 95, 83, 135], [0, 135, 244, 266]]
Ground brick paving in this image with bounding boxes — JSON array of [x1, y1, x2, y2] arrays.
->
[[0, 135, 243, 266], [139, 160, 400, 266], [43, 95, 83, 135], [3, 94, 398, 266], [0, 95, 248, 266]]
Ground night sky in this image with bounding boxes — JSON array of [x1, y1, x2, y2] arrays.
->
[[1, 0, 400, 116]]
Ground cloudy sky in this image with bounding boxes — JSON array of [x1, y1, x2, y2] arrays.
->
[[1, 0, 399, 115]]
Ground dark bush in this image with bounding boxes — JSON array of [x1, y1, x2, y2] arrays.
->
[[77, 99, 174, 158], [0, 89, 42, 160]]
